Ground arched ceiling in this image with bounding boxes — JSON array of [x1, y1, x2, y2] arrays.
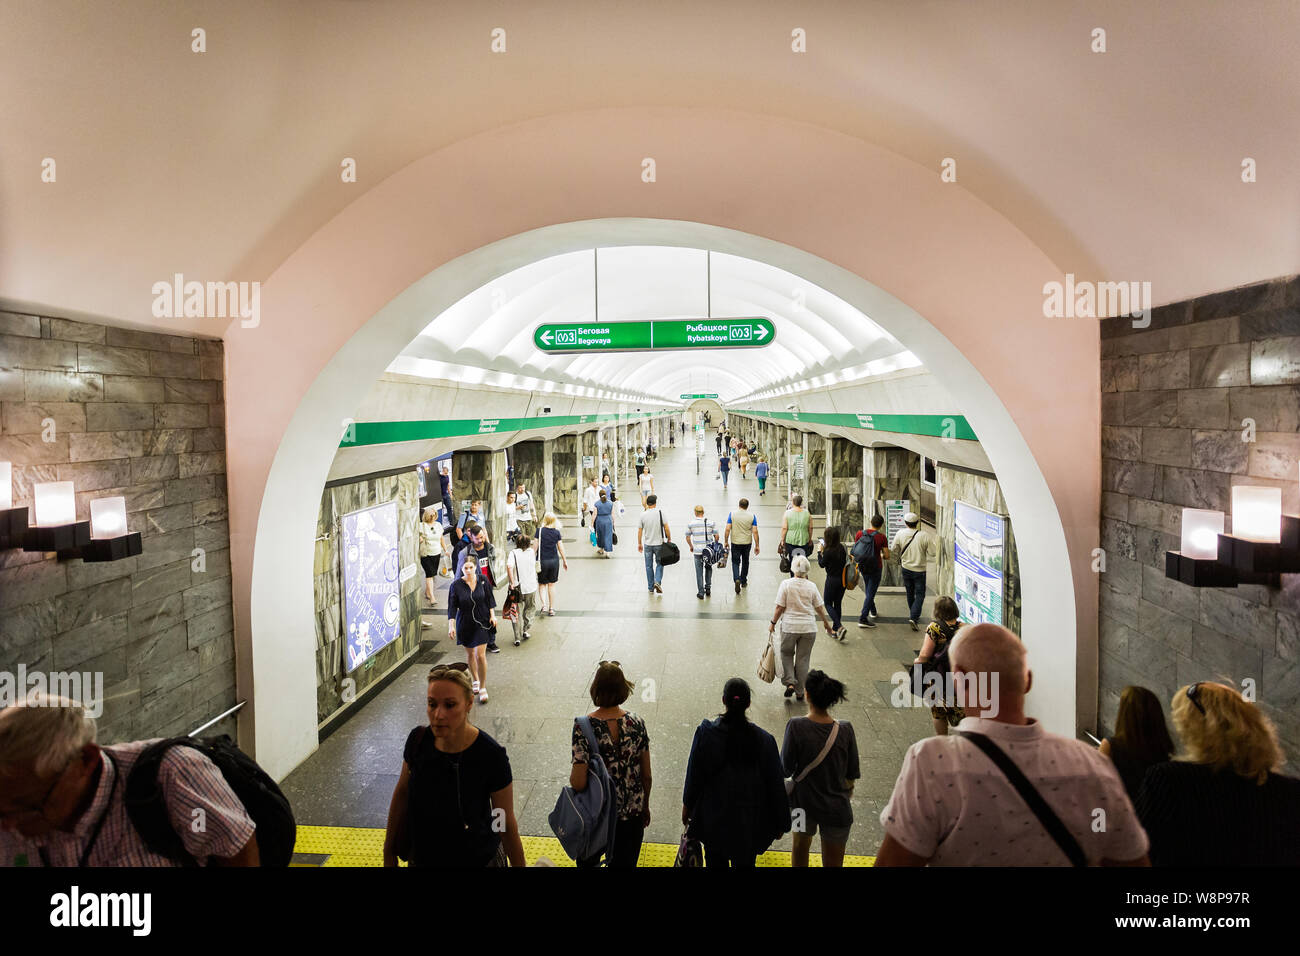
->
[[393, 247, 918, 404], [1, 1, 1295, 332]]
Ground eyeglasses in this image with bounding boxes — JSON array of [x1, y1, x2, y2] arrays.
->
[[428, 662, 470, 679], [1186, 682, 1206, 715]]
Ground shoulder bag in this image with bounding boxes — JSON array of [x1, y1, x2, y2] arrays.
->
[[657, 511, 680, 566], [757, 634, 777, 683], [954, 731, 1087, 867], [785, 720, 840, 796]]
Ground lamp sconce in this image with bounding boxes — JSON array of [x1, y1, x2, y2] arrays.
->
[[1166, 487, 1298, 588], [0, 470, 141, 563]]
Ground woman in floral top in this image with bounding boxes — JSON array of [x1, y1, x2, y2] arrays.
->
[[914, 595, 965, 735], [569, 661, 652, 867]]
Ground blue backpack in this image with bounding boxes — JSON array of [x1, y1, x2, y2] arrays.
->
[[548, 717, 618, 863]]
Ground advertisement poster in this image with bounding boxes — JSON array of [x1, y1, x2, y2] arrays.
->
[[342, 501, 402, 671], [953, 500, 1005, 626]]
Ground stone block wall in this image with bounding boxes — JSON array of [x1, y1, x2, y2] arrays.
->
[[828, 437, 865, 539], [551, 435, 577, 515], [0, 310, 235, 744], [806, 434, 827, 514], [314, 471, 420, 724], [1098, 274, 1300, 760], [871, 448, 922, 587]]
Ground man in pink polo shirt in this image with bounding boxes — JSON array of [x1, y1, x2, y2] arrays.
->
[[0, 695, 259, 867], [875, 624, 1150, 867]]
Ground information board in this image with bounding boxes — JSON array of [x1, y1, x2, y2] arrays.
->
[[953, 500, 1006, 626], [884, 499, 910, 543], [341, 502, 402, 671]]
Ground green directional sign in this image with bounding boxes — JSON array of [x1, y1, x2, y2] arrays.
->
[[680, 393, 719, 400], [533, 317, 775, 354]]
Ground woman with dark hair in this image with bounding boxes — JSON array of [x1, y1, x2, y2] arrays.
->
[[447, 560, 496, 703], [782, 670, 860, 867], [816, 527, 849, 639], [383, 663, 526, 867], [593, 490, 616, 557], [1136, 682, 1300, 865], [1099, 685, 1175, 806], [569, 661, 652, 868], [681, 678, 790, 867]]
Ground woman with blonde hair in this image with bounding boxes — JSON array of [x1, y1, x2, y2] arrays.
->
[[536, 512, 568, 616], [1135, 681, 1300, 865], [383, 663, 526, 867]]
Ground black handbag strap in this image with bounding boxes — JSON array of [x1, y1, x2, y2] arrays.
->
[[954, 731, 1086, 867]]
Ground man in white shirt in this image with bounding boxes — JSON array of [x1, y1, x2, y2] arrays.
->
[[875, 623, 1150, 867], [581, 477, 600, 530], [892, 511, 937, 630], [505, 534, 539, 646], [686, 505, 720, 599], [514, 482, 536, 539], [637, 493, 673, 595]]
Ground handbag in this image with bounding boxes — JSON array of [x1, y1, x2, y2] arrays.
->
[[780, 552, 792, 574], [785, 720, 840, 797], [757, 635, 777, 683], [590, 530, 598, 547], [954, 731, 1087, 867], [612, 532, 619, 546], [657, 511, 680, 566], [673, 826, 704, 867]]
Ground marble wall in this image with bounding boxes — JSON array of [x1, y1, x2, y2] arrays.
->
[[871, 448, 922, 587], [511, 440, 545, 508], [828, 437, 866, 539], [806, 433, 827, 514], [552, 434, 577, 515], [314, 471, 420, 724], [935, 465, 1022, 637]]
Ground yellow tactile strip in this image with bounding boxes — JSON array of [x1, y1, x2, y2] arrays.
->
[[292, 825, 874, 867]]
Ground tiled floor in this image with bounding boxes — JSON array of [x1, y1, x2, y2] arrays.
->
[[282, 442, 939, 859]]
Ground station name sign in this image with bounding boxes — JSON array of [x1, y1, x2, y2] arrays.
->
[[534, 318, 775, 354]]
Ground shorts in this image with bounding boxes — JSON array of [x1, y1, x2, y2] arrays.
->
[[538, 559, 560, 584], [803, 820, 852, 846], [420, 555, 440, 577]]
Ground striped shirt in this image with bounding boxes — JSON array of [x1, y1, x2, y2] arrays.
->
[[686, 516, 718, 551], [0, 740, 256, 867]]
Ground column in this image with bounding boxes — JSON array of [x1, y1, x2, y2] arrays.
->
[[829, 437, 865, 538], [806, 433, 827, 516], [543, 439, 556, 517], [871, 447, 921, 588], [552, 434, 578, 516]]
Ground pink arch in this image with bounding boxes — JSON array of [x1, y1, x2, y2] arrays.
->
[[225, 108, 1098, 778]]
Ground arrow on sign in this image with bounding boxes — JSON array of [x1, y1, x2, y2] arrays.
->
[[754, 325, 768, 340], [541, 330, 553, 345]]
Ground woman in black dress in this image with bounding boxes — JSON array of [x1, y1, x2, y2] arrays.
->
[[447, 560, 496, 704]]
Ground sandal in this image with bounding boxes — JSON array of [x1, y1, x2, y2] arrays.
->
[[479, 687, 489, 703]]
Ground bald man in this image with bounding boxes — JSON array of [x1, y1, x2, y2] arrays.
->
[[875, 624, 1150, 867]]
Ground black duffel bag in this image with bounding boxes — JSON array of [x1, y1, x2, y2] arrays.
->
[[657, 511, 680, 566]]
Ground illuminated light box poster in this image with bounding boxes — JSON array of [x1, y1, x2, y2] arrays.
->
[[953, 500, 1005, 626], [342, 501, 402, 671]]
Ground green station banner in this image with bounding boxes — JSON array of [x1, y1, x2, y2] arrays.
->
[[338, 409, 676, 448], [680, 393, 719, 400], [730, 409, 977, 441], [534, 318, 774, 354]]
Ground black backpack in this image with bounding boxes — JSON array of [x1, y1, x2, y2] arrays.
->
[[120, 735, 297, 866]]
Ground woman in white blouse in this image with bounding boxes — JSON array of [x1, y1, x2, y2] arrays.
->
[[768, 556, 837, 702]]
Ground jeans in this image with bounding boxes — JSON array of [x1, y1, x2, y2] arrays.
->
[[858, 566, 882, 623], [694, 552, 714, 595], [902, 567, 926, 622], [824, 580, 845, 630], [511, 590, 536, 642], [577, 817, 646, 868], [644, 544, 664, 589], [780, 630, 816, 694], [730, 543, 751, 584], [720, 470, 729, 488]]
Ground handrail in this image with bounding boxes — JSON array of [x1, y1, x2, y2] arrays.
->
[[188, 700, 246, 738]]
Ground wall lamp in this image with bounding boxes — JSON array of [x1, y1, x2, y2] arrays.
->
[[1166, 481, 1297, 588], [0, 466, 141, 561]]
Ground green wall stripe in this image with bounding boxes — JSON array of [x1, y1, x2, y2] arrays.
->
[[729, 409, 977, 441], [339, 411, 676, 448]]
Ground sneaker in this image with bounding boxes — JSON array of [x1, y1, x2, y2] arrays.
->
[[479, 688, 489, 703], [514, 637, 521, 647], [741, 580, 747, 588], [705, 588, 711, 596], [836, 627, 848, 642], [858, 620, 876, 629], [421, 621, 432, 630], [654, 584, 662, 594], [909, 619, 919, 632], [697, 592, 704, 600], [784, 684, 795, 698], [488, 643, 501, 654], [734, 581, 741, 594], [523, 632, 530, 641]]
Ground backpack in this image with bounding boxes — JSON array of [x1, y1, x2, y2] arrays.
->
[[548, 717, 618, 863], [119, 735, 297, 866], [850, 530, 876, 566], [842, 561, 859, 589]]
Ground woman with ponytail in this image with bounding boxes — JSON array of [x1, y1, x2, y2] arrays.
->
[[781, 670, 860, 867], [681, 678, 790, 867]]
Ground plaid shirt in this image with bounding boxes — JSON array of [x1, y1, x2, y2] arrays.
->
[[1, 739, 256, 867]]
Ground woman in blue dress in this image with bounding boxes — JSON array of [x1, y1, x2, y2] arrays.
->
[[594, 490, 615, 557], [600, 472, 616, 502]]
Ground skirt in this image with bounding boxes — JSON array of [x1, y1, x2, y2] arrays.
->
[[538, 559, 560, 584], [457, 625, 494, 649]]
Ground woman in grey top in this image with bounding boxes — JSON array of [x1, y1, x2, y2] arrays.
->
[[781, 669, 860, 867]]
